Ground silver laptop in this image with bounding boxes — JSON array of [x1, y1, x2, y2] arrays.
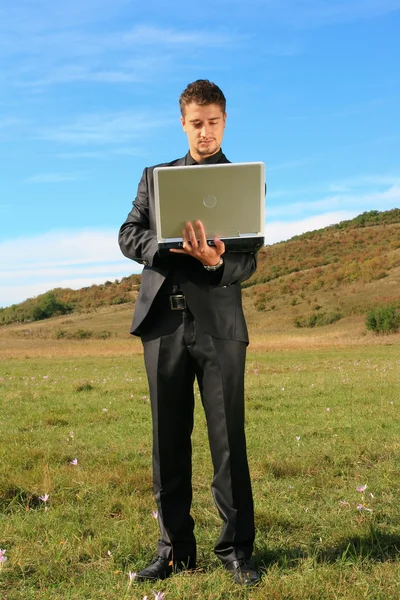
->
[[154, 162, 265, 254]]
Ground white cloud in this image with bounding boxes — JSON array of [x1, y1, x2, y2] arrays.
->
[[267, 176, 400, 215], [268, 159, 312, 172], [121, 25, 241, 47], [0, 229, 141, 307], [265, 210, 358, 244], [4, 216, 357, 306], [58, 147, 145, 160], [3, 20, 244, 88], [38, 111, 174, 145], [24, 172, 83, 183], [223, 0, 400, 28], [330, 174, 400, 189], [269, 185, 400, 218]]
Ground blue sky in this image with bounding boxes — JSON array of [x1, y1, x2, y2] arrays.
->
[[0, 0, 399, 307]]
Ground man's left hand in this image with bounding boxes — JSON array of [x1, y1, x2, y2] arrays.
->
[[169, 220, 225, 266]]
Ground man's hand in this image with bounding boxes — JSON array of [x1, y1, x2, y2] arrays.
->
[[169, 220, 225, 266]]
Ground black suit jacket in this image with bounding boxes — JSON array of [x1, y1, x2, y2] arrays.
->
[[118, 152, 258, 342]]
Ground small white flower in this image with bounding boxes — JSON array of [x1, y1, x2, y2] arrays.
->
[[357, 504, 372, 512], [128, 571, 137, 583]]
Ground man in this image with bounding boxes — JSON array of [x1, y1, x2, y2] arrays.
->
[[118, 80, 259, 586]]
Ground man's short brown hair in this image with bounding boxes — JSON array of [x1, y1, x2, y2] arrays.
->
[[179, 79, 226, 116]]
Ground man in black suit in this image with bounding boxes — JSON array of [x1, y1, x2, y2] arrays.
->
[[118, 80, 259, 586]]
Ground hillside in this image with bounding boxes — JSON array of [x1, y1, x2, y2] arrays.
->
[[1, 209, 400, 342], [244, 208, 400, 330]]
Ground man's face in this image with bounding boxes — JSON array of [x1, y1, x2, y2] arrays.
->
[[180, 102, 226, 161]]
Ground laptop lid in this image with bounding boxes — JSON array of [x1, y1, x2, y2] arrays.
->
[[154, 162, 265, 253]]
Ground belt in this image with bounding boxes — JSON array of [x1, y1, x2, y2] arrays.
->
[[169, 294, 186, 311]]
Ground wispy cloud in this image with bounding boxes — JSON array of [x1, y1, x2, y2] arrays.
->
[[222, 0, 400, 28], [121, 25, 243, 47], [268, 159, 312, 172], [284, 97, 389, 122], [330, 174, 400, 189], [38, 111, 174, 145], [0, 117, 23, 128], [288, 0, 400, 28], [58, 147, 146, 160], [23, 172, 84, 183], [268, 171, 400, 203], [3, 20, 245, 88], [268, 184, 400, 218], [0, 229, 140, 307]]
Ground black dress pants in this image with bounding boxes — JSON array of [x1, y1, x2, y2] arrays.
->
[[141, 300, 255, 564]]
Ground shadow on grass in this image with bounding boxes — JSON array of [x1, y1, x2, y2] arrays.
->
[[318, 529, 400, 563], [254, 528, 400, 572]]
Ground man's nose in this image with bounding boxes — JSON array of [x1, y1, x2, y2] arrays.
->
[[200, 124, 208, 137]]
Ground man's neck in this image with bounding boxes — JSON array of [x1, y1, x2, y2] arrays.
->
[[188, 148, 223, 165]]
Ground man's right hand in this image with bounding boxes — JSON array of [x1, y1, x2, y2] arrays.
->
[[169, 220, 225, 266]]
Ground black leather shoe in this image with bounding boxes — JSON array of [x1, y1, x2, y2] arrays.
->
[[136, 556, 196, 582], [225, 558, 260, 586]]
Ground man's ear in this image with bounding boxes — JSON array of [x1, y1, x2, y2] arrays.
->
[[180, 115, 187, 133]]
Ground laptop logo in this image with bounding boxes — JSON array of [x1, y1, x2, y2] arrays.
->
[[203, 194, 217, 208]]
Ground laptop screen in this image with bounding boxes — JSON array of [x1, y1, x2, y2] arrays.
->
[[154, 162, 265, 252]]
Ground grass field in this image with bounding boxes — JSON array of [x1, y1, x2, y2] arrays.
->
[[1, 327, 400, 599]]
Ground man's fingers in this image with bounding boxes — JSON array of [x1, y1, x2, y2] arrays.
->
[[182, 227, 189, 250], [186, 222, 198, 248], [214, 237, 225, 254], [195, 220, 207, 248]]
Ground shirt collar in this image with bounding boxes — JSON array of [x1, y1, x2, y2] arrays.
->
[[185, 148, 224, 165]]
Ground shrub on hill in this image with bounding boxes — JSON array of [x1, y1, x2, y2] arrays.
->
[[294, 311, 343, 328], [0, 275, 140, 326], [31, 292, 73, 321], [0, 292, 72, 325], [366, 306, 400, 335]]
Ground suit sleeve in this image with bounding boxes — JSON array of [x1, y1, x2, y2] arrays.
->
[[212, 251, 258, 287], [118, 168, 159, 267]]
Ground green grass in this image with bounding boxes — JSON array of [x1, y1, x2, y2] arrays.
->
[[1, 345, 400, 599]]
